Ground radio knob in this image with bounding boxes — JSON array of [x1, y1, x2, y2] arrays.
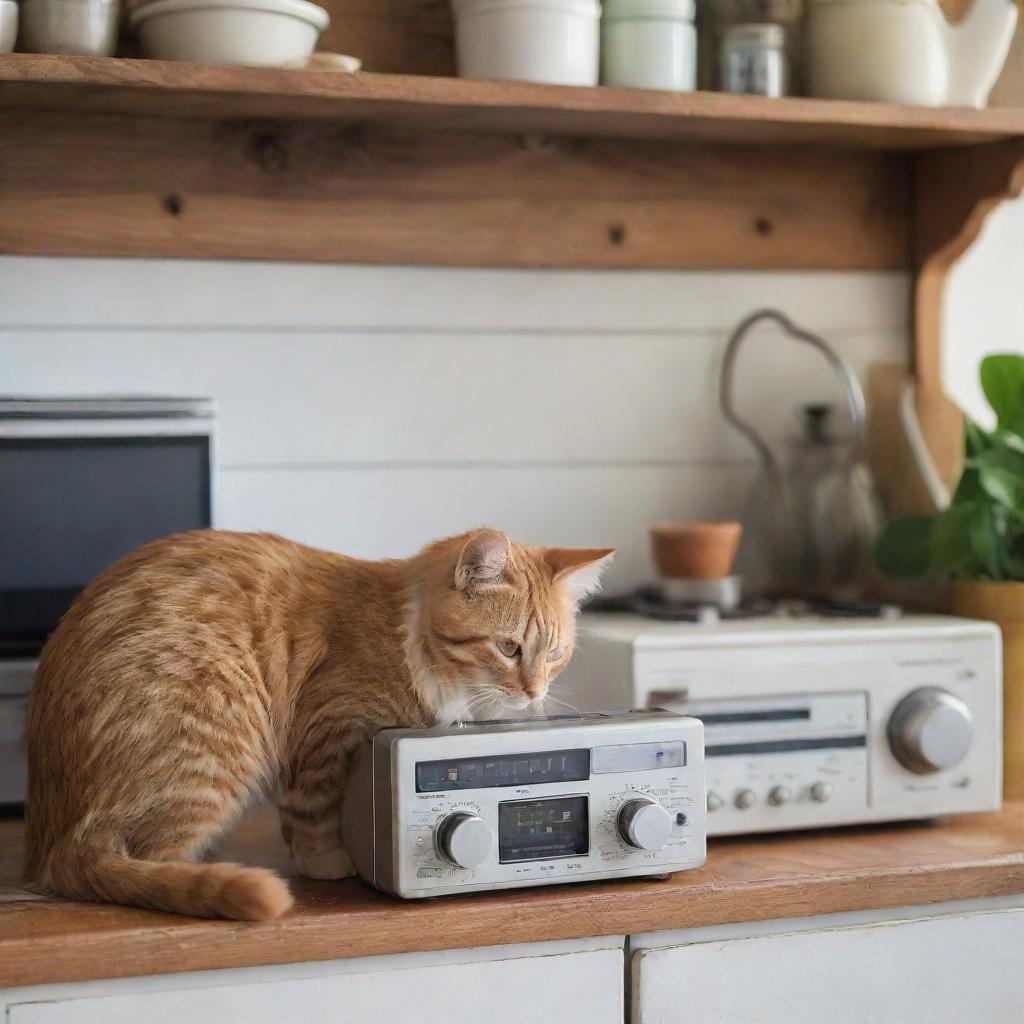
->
[[706, 791, 724, 812], [734, 788, 757, 810], [768, 785, 792, 806], [810, 781, 833, 803], [888, 687, 974, 775], [436, 813, 494, 869], [618, 798, 673, 851]]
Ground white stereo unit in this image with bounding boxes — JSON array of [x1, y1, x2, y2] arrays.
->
[[558, 613, 1002, 836], [341, 711, 706, 898]]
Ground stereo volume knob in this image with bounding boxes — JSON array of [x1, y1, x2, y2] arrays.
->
[[810, 781, 833, 803], [888, 687, 974, 775], [436, 813, 494, 869], [618, 798, 673, 851]]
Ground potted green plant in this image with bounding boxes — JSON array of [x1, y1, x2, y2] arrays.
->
[[876, 353, 1024, 798]]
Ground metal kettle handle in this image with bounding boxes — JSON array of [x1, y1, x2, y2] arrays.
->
[[719, 309, 867, 469]]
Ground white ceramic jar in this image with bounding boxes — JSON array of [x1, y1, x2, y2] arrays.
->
[[601, 0, 696, 91], [453, 0, 601, 86], [806, 0, 948, 105]]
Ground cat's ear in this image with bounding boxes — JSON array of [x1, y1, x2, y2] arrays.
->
[[455, 530, 511, 591], [545, 548, 615, 605]]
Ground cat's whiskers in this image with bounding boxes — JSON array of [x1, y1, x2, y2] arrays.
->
[[543, 693, 581, 715], [549, 682, 586, 698], [458, 685, 503, 724]]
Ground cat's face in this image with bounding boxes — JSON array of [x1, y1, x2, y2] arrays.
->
[[419, 530, 614, 719]]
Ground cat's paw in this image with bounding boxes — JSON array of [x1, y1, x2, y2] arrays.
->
[[292, 842, 357, 880]]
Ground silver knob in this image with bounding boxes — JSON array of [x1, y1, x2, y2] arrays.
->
[[810, 781, 832, 803], [768, 785, 792, 806], [436, 813, 494, 869], [706, 791, 724, 812], [734, 788, 757, 810], [888, 687, 974, 775], [618, 798, 673, 851]]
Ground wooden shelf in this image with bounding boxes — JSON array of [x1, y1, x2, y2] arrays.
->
[[1, 54, 1023, 273], [3, 54, 1024, 150], [4, 803, 1024, 988]]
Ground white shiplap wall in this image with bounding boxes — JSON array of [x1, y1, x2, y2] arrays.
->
[[1, 257, 909, 588]]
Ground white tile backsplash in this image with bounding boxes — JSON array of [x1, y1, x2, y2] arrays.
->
[[0, 256, 911, 586]]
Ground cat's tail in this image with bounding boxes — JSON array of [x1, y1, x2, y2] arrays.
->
[[33, 846, 294, 921]]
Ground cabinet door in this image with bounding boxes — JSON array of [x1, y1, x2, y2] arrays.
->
[[633, 907, 1024, 1024], [9, 945, 622, 1024]]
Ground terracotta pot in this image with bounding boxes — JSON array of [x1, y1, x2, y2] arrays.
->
[[950, 580, 1024, 800], [650, 521, 742, 580]]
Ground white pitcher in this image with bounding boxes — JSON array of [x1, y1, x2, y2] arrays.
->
[[806, 0, 1018, 107]]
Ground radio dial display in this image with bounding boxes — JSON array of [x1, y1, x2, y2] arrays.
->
[[416, 748, 590, 792], [498, 796, 589, 863]]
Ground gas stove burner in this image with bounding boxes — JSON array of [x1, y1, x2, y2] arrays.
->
[[589, 587, 775, 623], [801, 598, 903, 620], [588, 589, 903, 624]]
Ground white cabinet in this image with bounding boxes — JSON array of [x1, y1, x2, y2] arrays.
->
[[2, 937, 623, 1024], [632, 903, 1024, 1024], [10, 897, 1024, 1024]]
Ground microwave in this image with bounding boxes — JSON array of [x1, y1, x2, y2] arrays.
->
[[0, 396, 216, 804]]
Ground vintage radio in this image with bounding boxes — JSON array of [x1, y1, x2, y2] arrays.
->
[[341, 711, 706, 898]]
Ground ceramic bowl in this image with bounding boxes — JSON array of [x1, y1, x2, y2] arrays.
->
[[650, 521, 742, 580], [131, 0, 329, 67]]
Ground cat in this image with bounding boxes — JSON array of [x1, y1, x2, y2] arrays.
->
[[24, 528, 613, 921]]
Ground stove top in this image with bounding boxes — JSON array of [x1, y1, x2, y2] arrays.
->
[[588, 586, 902, 625]]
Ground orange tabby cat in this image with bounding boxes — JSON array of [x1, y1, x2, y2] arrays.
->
[[24, 528, 612, 921]]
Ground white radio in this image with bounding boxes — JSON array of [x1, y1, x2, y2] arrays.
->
[[560, 612, 1002, 835], [341, 711, 706, 898]]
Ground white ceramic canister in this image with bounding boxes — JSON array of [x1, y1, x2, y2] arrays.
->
[[601, 0, 696, 91], [805, 0, 948, 106], [453, 0, 601, 86]]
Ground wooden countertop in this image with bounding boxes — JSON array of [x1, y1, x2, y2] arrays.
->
[[4, 804, 1024, 989]]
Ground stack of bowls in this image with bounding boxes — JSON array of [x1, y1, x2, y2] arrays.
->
[[130, 0, 329, 66]]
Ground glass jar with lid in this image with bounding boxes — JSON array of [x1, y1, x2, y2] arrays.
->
[[696, 0, 803, 92], [719, 21, 788, 96]]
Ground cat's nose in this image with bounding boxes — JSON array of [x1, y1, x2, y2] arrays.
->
[[523, 677, 546, 700]]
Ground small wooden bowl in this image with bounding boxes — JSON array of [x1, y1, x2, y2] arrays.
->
[[650, 521, 742, 580]]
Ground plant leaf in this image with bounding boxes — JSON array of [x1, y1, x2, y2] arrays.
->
[[930, 503, 987, 577], [992, 428, 1024, 455], [966, 502, 1004, 580], [953, 466, 985, 505], [980, 354, 1024, 436], [964, 417, 993, 458], [971, 447, 1024, 520], [875, 356, 1024, 582], [875, 516, 934, 577]]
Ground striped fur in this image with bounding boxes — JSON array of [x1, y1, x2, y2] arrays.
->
[[24, 529, 612, 920]]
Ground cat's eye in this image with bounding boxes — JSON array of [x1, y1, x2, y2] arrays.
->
[[546, 647, 564, 663], [497, 638, 521, 658]]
